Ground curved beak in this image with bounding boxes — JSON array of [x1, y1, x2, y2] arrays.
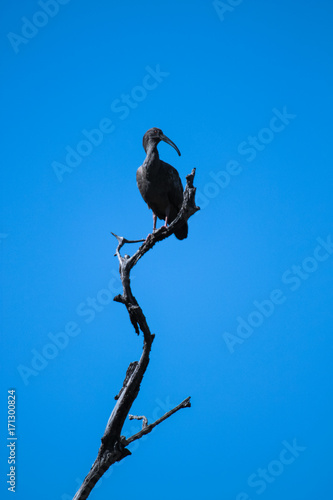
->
[[159, 133, 181, 156]]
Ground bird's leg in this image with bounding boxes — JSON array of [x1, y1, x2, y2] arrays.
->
[[152, 212, 157, 231], [164, 205, 170, 227]]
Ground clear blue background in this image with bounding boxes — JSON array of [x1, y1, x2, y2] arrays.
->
[[1, 1, 332, 499]]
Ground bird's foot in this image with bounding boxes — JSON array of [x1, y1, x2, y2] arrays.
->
[[145, 226, 167, 242]]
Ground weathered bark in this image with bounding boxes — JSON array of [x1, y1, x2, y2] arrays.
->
[[73, 169, 199, 500]]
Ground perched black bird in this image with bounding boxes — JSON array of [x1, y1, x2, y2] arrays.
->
[[136, 128, 188, 240]]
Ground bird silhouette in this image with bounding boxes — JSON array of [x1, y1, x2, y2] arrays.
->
[[136, 128, 188, 240]]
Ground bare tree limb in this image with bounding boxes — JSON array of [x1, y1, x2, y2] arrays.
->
[[73, 169, 199, 500]]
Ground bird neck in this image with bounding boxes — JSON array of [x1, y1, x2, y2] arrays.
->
[[143, 145, 160, 175]]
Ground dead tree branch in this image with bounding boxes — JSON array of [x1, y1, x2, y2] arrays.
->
[[125, 397, 191, 445], [73, 169, 199, 500]]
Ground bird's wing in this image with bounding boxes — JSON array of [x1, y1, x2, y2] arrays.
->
[[136, 166, 149, 204], [161, 161, 184, 209]]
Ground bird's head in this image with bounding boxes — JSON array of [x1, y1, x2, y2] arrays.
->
[[142, 128, 181, 156]]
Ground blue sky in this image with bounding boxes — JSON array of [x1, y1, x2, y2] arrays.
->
[[1, 1, 332, 499]]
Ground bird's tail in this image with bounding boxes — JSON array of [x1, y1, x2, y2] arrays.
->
[[174, 221, 188, 240]]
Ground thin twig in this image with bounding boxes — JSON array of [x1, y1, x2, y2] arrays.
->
[[124, 397, 191, 446], [110, 232, 145, 245], [111, 232, 145, 257], [128, 414, 148, 429]]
